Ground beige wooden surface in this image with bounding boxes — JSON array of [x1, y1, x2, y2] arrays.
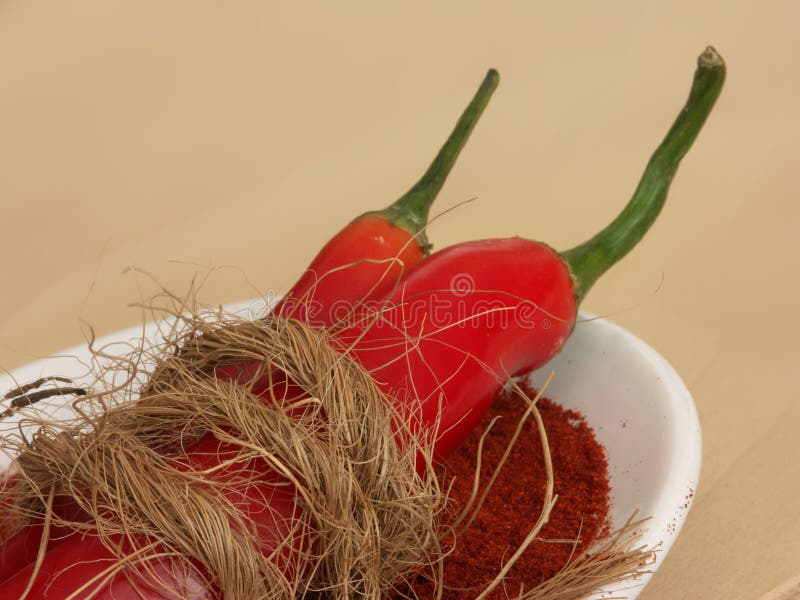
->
[[1, 2, 797, 598]]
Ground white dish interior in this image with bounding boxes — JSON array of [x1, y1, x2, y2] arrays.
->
[[527, 311, 701, 599], [0, 303, 700, 598]]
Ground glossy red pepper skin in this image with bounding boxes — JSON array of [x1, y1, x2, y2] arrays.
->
[[343, 238, 576, 459], [274, 214, 426, 327], [0, 489, 88, 580]]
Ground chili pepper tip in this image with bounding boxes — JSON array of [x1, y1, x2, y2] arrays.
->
[[699, 46, 724, 69]]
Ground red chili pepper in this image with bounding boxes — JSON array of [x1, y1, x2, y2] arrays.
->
[[0, 48, 723, 597], [274, 69, 499, 328], [348, 47, 725, 459], [0, 69, 498, 588]]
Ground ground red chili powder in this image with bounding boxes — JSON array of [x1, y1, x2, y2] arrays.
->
[[404, 383, 611, 598]]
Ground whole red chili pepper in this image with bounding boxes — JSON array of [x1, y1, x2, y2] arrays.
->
[[346, 46, 725, 459], [0, 48, 724, 598], [0, 69, 498, 587]]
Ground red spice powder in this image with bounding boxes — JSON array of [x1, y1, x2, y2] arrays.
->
[[406, 383, 611, 598]]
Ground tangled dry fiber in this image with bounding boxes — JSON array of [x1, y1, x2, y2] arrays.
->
[[3, 306, 444, 599], [1, 298, 653, 599]]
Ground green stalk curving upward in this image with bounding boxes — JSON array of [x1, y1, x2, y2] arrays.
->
[[562, 47, 726, 303], [371, 69, 500, 249]]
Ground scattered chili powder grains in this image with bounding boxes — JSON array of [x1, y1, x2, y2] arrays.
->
[[405, 383, 611, 598]]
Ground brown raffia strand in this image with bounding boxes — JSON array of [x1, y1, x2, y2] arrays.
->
[[519, 514, 655, 600], [2, 307, 445, 599]]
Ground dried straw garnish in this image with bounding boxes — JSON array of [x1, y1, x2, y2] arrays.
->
[[2, 303, 443, 599], [518, 513, 654, 600], [0, 290, 654, 599]]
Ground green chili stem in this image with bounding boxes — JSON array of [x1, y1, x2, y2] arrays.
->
[[561, 47, 726, 303], [370, 69, 500, 249]]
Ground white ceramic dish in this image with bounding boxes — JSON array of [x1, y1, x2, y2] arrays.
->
[[0, 303, 700, 599], [527, 312, 701, 599]]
